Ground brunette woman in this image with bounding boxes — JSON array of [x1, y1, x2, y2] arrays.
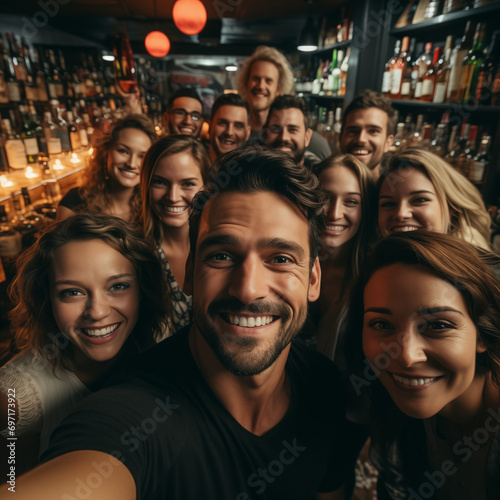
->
[[56, 114, 158, 222], [140, 135, 211, 335]]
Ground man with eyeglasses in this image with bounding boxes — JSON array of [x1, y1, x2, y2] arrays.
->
[[163, 88, 205, 138]]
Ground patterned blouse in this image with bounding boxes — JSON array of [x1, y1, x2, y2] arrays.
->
[[157, 246, 193, 340]]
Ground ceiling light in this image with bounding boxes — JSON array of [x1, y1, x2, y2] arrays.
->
[[297, 17, 318, 52], [102, 54, 115, 61], [145, 31, 171, 58], [173, 0, 207, 36], [225, 64, 238, 72]]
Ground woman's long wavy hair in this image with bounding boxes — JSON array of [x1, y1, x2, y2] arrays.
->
[[312, 154, 376, 358], [378, 147, 492, 250], [79, 114, 158, 219], [9, 213, 170, 372], [140, 135, 211, 245]]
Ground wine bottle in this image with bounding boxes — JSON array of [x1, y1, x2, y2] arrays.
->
[[420, 47, 441, 102], [391, 37, 410, 100], [447, 21, 475, 102], [19, 104, 39, 164], [2, 118, 26, 170], [469, 135, 490, 184], [382, 40, 400, 96], [113, 33, 138, 94], [433, 36, 454, 104], [459, 22, 486, 102], [475, 31, 500, 105], [414, 42, 433, 100]]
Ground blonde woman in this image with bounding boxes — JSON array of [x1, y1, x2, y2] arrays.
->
[[377, 146, 491, 251], [57, 114, 158, 222]]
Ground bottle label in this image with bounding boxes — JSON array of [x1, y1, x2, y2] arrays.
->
[[401, 81, 411, 96], [23, 138, 39, 155], [390, 69, 403, 95], [79, 129, 89, 147], [447, 48, 467, 97], [470, 161, 486, 183], [5, 140, 26, 169], [6, 82, 21, 102], [421, 79, 434, 97], [48, 82, 58, 99], [0, 76, 9, 103], [381, 71, 391, 93], [433, 82, 447, 103], [414, 81, 423, 99], [70, 131, 82, 151], [47, 137, 62, 155], [24, 85, 38, 102], [0, 232, 22, 258]]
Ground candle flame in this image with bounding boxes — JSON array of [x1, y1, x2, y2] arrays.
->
[[0, 175, 14, 188], [25, 166, 39, 178]]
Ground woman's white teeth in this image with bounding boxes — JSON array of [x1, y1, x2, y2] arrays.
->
[[326, 225, 346, 231], [82, 324, 119, 338], [392, 226, 418, 232], [165, 206, 187, 213], [228, 315, 273, 327], [393, 374, 437, 386]]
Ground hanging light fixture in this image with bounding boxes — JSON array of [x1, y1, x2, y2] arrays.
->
[[145, 31, 171, 57], [297, 16, 318, 52], [145, 0, 170, 58], [172, 0, 207, 36]]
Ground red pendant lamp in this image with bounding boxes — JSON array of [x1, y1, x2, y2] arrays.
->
[[145, 0, 170, 58], [172, 0, 207, 35], [145, 30, 170, 57]]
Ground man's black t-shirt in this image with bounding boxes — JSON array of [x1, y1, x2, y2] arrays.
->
[[43, 329, 347, 499]]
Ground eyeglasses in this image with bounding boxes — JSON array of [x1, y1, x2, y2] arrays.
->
[[172, 108, 203, 122]]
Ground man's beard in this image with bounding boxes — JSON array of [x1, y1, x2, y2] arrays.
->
[[193, 297, 307, 376], [270, 140, 305, 164]]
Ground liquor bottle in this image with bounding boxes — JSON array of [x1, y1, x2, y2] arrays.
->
[[19, 104, 39, 164], [382, 40, 400, 96], [39, 155, 62, 207], [20, 37, 38, 102], [456, 125, 478, 177], [420, 124, 432, 148], [2, 119, 26, 170], [32, 46, 49, 102], [339, 47, 349, 96], [429, 123, 448, 157], [5, 33, 27, 82], [475, 31, 500, 105], [0, 205, 22, 283], [42, 111, 63, 158], [414, 42, 433, 100], [460, 23, 486, 101], [19, 187, 43, 247], [423, 0, 442, 20], [1, 35, 21, 102], [113, 33, 138, 94], [58, 50, 74, 99], [66, 111, 82, 152], [332, 50, 343, 96], [432, 36, 454, 104], [401, 38, 416, 100], [47, 49, 64, 98], [410, 114, 424, 144], [316, 107, 328, 136], [325, 55, 335, 96], [420, 47, 441, 102], [0, 39, 9, 104], [469, 135, 490, 184], [311, 61, 323, 95], [27, 103, 47, 155], [442, 0, 469, 14], [447, 21, 475, 102], [71, 106, 89, 148], [444, 124, 460, 164], [392, 122, 406, 150], [391, 37, 410, 100]]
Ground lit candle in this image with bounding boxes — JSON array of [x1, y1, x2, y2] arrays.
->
[[53, 159, 64, 170], [70, 153, 81, 164], [0, 175, 14, 188], [25, 166, 39, 178]]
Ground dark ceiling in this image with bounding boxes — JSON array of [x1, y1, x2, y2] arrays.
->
[[0, 0, 349, 56]]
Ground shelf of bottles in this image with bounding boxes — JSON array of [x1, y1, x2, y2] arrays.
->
[[0, 31, 164, 204], [295, 6, 353, 100], [380, 0, 500, 197]]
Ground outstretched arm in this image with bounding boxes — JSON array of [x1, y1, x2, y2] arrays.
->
[[0, 450, 136, 500]]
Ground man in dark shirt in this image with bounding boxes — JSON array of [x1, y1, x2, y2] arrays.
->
[[7, 148, 346, 500]]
